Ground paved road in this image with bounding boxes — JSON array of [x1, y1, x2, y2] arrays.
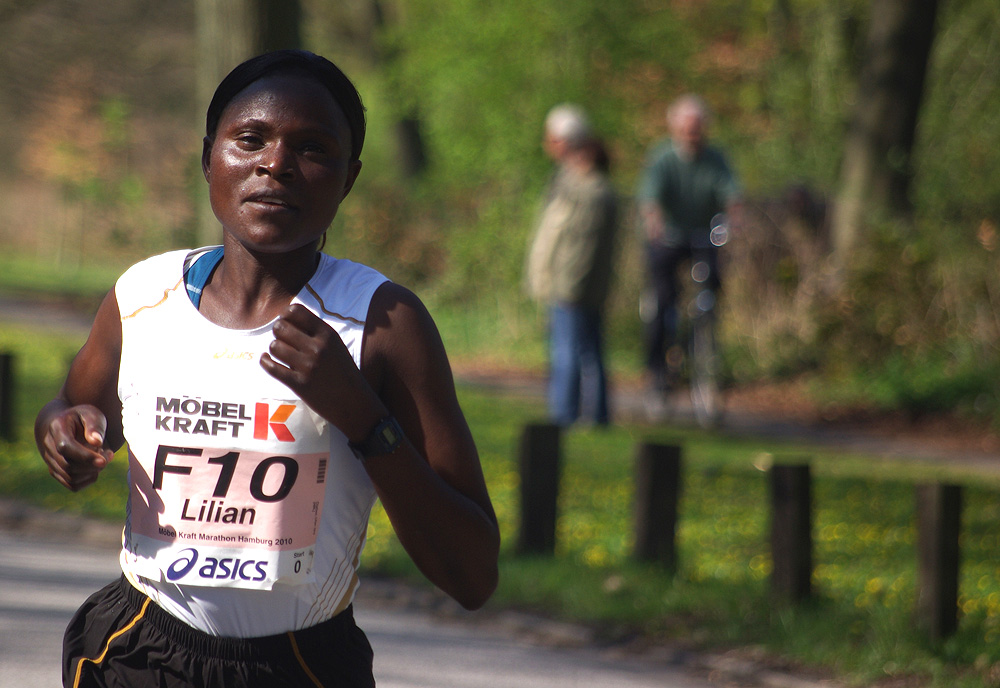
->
[[0, 528, 720, 688], [360, 601, 715, 688], [0, 530, 120, 688]]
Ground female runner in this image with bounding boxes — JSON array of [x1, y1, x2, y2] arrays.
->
[[35, 49, 499, 688]]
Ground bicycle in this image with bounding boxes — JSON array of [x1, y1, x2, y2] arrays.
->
[[640, 213, 730, 428]]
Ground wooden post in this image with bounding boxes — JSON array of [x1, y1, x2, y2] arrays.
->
[[0, 353, 13, 442], [517, 423, 561, 555], [769, 463, 812, 602], [633, 443, 682, 573], [915, 483, 962, 642]]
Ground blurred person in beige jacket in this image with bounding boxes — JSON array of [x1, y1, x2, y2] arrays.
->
[[526, 104, 618, 428]]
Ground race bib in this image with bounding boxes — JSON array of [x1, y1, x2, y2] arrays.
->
[[124, 396, 330, 590]]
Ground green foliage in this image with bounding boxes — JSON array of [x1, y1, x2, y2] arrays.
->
[[0, 324, 130, 519], [319, 0, 698, 304], [727, 1, 861, 190], [804, 214, 1000, 420], [0, 257, 121, 303], [916, 0, 1000, 221], [384, 0, 689, 188]]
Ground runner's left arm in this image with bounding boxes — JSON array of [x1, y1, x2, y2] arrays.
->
[[262, 285, 500, 610]]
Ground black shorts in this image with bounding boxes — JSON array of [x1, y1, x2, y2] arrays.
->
[[63, 577, 375, 688]]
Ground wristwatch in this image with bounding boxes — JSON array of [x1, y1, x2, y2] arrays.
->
[[348, 416, 404, 462]]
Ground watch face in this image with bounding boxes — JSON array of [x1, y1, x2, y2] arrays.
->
[[351, 417, 403, 461], [379, 423, 400, 448]]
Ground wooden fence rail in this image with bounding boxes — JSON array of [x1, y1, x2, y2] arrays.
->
[[769, 463, 813, 603], [0, 352, 14, 442], [517, 422, 562, 556], [916, 482, 962, 642], [633, 442, 682, 573], [515, 429, 966, 642]]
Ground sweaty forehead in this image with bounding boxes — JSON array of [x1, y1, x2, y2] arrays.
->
[[217, 73, 350, 133]]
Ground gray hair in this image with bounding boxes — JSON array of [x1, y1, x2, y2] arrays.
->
[[545, 104, 592, 146], [667, 94, 711, 127]]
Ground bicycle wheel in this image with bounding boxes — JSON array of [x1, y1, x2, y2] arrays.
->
[[689, 308, 722, 428]]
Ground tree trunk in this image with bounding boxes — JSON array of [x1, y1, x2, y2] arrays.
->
[[830, 0, 940, 268], [194, 0, 301, 246], [370, 0, 428, 178]]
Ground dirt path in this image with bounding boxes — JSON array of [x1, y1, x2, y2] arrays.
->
[[0, 295, 96, 335], [452, 362, 1000, 475]]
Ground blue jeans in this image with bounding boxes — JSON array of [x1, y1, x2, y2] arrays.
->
[[548, 304, 609, 427]]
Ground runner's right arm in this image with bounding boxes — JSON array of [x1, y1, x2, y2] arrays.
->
[[35, 289, 124, 492]]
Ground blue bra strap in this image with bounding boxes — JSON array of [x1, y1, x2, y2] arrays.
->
[[184, 247, 224, 309]]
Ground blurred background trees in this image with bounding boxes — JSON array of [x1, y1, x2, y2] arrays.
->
[[0, 0, 998, 420], [194, 0, 303, 245], [830, 0, 940, 266]]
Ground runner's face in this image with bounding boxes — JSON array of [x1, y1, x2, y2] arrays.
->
[[203, 73, 361, 254]]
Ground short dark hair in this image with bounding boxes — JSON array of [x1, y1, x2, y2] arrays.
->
[[205, 50, 367, 161]]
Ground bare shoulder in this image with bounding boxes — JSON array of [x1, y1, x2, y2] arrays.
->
[[363, 281, 447, 375], [360, 281, 464, 450], [368, 281, 432, 326]]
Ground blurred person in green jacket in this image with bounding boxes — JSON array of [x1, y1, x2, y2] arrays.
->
[[637, 95, 742, 395], [526, 104, 618, 427]]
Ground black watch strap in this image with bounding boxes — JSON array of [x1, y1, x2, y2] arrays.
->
[[348, 416, 403, 462]]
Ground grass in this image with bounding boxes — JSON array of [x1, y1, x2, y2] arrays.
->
[[0, 255, 123, 305], [363, 389, 1000, 688], [0, 323, 132, 518], [3, 314, 1000, 687]]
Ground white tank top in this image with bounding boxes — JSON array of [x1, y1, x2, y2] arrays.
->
[[115, 247, 388, 636]]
